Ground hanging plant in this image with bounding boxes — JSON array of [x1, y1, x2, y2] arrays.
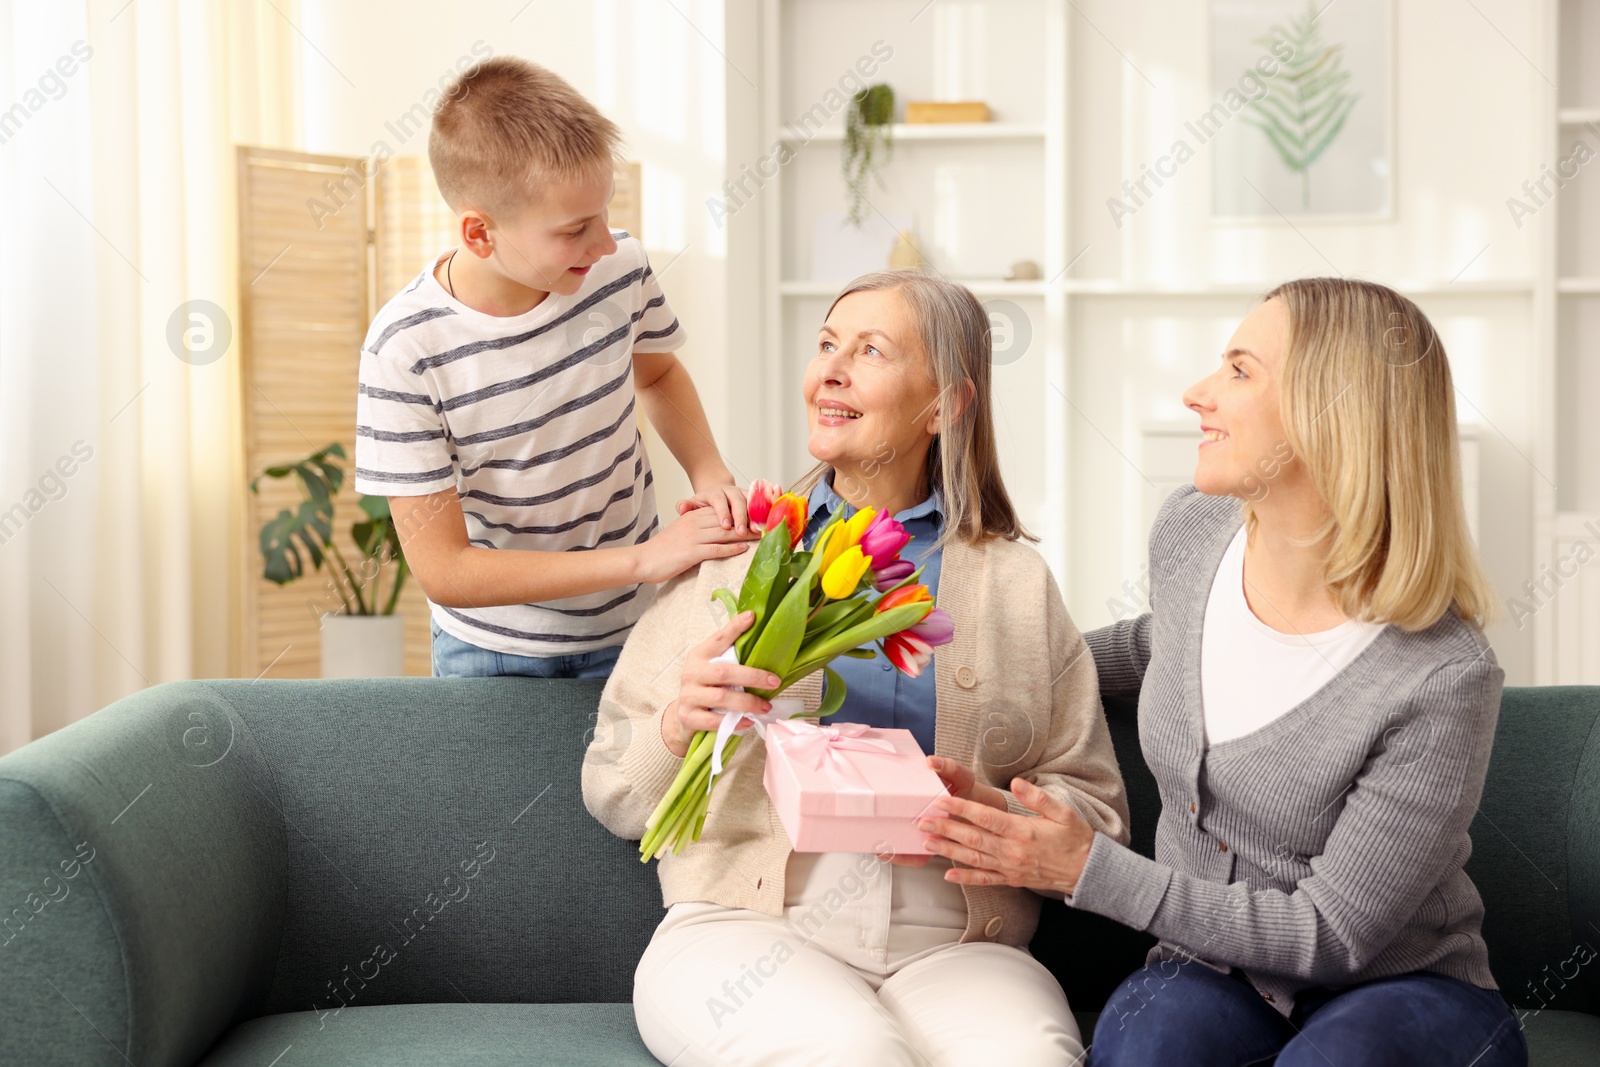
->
[[843, 83, 895, 226]]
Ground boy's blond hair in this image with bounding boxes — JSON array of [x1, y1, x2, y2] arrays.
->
[[428, 56, 621, 221]]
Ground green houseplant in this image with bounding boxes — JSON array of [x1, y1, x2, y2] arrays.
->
[[843, 83, 895, 225], [250, 443, 411, 676]]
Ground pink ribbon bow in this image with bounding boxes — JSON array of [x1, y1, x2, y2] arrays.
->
[[769, 720, 897, 816]]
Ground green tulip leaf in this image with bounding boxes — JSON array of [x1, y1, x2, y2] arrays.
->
[[783, 601, 933, 686], [711, 587, 740, 620], [734, 525, 791, 660], [805, 600, 859, 637], [745, 523, 835, 677], [816, 666, 847, 718]]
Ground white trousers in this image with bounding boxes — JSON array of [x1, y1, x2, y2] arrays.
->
[[633, 850, 1084, 1066]]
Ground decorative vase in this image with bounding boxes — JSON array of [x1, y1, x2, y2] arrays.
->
[[320, 614, 405, 678], [888, 231, 924, 270]]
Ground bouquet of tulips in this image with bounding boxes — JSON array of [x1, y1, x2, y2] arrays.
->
[[639, 480, 955, 861]]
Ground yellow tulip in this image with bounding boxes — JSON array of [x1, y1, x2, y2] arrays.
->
[[821, 506, 872, 574], [821, 544, 871, 600], [845, 506, 877, 546]]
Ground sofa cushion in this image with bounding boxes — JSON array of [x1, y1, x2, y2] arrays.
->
[[196, 1003, 657, 1066], [1522, 1009, 1600, 1065]]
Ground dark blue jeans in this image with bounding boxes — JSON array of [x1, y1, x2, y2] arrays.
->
[[430, 619, 622, 680], [1089, 960, 1527, 1066]]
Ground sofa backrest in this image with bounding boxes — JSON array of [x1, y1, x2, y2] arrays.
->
[[1467, 685, 1600, 1015], [203, 676, 661, 1017]]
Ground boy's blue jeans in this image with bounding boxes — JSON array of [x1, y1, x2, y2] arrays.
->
[[430, 619, 621, 680], [1089, 960, 1527, 1066]]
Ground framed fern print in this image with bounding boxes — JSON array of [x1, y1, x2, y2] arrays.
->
[[1209, 0, 1394, 220]]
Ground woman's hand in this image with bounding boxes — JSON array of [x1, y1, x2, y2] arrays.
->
[[660, 611, 784, 758], [891, 757, 1014, 867], [915, 777, 1095, 894], [928, 755, 1011, 812]]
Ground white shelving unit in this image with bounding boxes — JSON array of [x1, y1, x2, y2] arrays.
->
[[738, 0, 1593, 680], [780, 122, 1049, 143], [757, 0, 1074, 580], [1535, 0, 1600, 683]]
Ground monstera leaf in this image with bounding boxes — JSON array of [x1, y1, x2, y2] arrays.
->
[[258, 497, 334, 584], [252, 444, 344, 587], [250, 442, 407, 614]]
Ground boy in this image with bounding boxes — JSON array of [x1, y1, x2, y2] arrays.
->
[[354, 57, 754, 679]]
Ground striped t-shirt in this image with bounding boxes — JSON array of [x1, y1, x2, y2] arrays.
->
[[353, 233, 683, 658]]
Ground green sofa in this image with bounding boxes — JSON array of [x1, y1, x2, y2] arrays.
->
[[2, 677, 1598, 1065]]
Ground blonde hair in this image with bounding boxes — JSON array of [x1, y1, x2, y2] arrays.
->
[[1254, 277, 1496, 630], [794, 270, 1033, 549], [428, 56, 620, 220]]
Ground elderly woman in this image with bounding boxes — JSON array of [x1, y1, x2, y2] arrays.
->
[[584, 270, 1129, 1065], [916, 278, 1527, 1066]]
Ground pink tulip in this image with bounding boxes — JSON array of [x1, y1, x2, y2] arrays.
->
[[909, 607, 954, 648], [883, 632, 934, 677], [747, 479, 781, 527], [872, 559, 915, 591], [859, 510, 911, 565]]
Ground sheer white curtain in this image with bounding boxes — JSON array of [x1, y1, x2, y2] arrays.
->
[[0, 0, 300, 753]]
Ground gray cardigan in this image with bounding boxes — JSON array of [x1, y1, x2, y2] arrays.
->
[[1076, 485, 1503, 1016]]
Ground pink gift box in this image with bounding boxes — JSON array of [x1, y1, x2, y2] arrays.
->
[[762, 719, 949, 856]]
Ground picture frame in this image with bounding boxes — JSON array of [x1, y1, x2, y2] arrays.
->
[[1208, 0, 1395, 222]]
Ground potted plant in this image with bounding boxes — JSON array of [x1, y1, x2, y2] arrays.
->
[[251, 443, 410, 678], [843, 83, 894, 225]]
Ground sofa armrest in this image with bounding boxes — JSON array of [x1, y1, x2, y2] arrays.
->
[[0, 681, 288, 1066]]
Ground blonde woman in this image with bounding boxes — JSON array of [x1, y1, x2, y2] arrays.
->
[[917, 278, 1527, 1066], [584, 270, 1130, 1065]]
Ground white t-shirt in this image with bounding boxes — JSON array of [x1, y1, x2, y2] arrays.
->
[[353, 233, 684, 658], [1200, 527, 1386, 745]]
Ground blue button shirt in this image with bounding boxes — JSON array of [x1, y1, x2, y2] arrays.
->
[[802, 474, 943, 755]]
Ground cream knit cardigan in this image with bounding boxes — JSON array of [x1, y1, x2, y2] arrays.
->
[[582, 534, 1132, 949]]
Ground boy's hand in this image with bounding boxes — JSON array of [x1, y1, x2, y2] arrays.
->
[[636, 507, 760, 585], [676, 482, 751, 532]]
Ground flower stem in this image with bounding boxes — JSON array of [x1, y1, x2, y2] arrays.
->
[[651, 779, 702, 858], [646, 729, 713, 832]]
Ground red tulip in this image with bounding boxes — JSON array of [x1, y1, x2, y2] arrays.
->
[[765, 492, 808, 549], [909, 607, 954, 647], [883, 632, 934, 677], [747, 480, 781, 527]]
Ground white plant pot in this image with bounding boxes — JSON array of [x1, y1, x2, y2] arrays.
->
[[320, 615, 405, 678]]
